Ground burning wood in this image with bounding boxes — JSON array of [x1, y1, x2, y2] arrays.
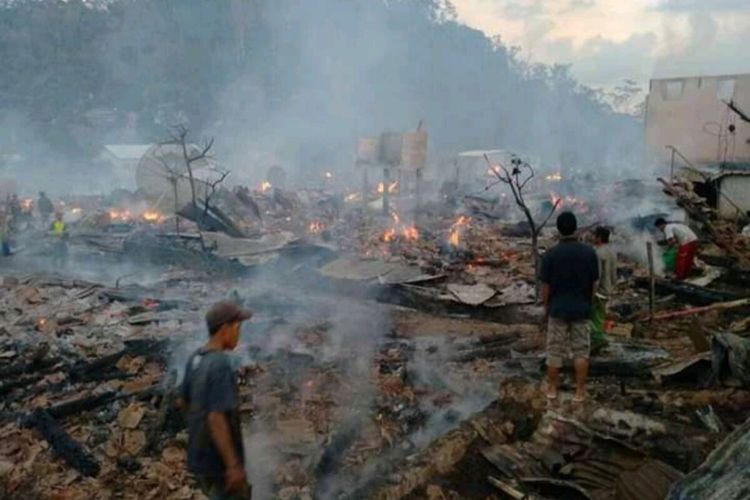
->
[[382, 211, 419, 243], [141, 210, 164, 223], [309, 221, 325, 234], [377, 181, 399, 194], [549, 192, 589, 214], [449, 215, 471, 247], [259, 180, 272, 193], [108, 208, 133, 222]]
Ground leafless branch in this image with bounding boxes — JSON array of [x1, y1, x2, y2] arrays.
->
[[536, 198, 562, 235]]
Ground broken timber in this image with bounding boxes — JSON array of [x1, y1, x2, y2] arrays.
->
[[23, 409, 100, 477]]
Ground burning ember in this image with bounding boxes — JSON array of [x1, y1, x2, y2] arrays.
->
[[550, 192, 589, 213], [448, 215, 471, 247], [383, 211, 419, 243], [141, 211, 164, 223], [259, 181, 272, 193], [545, 172, 563, 182], [377, 181, 399, 194], [20, 198, 33, 211], [109, 209, 133, 222], [308, 221, 325, 234], [401, 226, 419, 241]]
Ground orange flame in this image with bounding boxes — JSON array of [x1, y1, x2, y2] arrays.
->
[[345, 192, 361, 202], [401, 226, 419, 241], [550, 192, 589, 213], [448, 215, 471, 247], [382, 210, 418, 242], [260, 181, 272, 193], [377, 181, 399, 194], [545, 172, 563, 182], [308, 221, 325, 234], [109, 209, 133, 222], [142, 211, 164, 223]]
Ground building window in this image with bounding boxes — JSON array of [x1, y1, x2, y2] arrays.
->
[[663, 80, 684, 100], [717, 78, 736, 101]]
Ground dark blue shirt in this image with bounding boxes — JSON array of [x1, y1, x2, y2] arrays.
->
[[540, 238, 599, 321], [181, 349, 244, 481]]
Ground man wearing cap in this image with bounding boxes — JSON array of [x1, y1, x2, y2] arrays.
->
[[540, 212, 599, 403], [181, 301, 253, 499]]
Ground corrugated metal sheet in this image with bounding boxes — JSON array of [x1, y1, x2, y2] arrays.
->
[[667, 418, 750, 500]]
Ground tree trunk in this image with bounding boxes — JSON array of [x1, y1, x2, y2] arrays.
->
[[532, 232, 541, 302], [171, 178, 180, 234]]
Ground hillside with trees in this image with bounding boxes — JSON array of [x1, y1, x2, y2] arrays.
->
[[0, 0, 641, 177]]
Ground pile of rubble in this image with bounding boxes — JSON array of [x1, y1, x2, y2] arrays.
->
[[2, 173, 750, 499]]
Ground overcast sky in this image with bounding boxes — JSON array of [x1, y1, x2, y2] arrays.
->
[[451, 0, 750, 91]]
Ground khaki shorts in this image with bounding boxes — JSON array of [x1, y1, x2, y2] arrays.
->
[[546, 317, 590, 368]]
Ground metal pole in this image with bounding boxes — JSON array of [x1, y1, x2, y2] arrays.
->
[[647, 242, 655, 322], [415, 167, 423, 215], [669, 146, 676, 180], [382, 166, 391, 215], [361, 165, 368, 212]]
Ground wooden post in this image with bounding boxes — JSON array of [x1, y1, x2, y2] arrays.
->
[[383, 166, 391, 215], [362, 166, 369, 212], [415, 167, 423, 215], [647, 242, 655, 322]]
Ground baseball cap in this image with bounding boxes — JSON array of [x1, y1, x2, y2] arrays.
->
[[205, 301, 253, 334]]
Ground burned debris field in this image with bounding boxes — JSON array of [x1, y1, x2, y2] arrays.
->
[[2, 1, 750, 499], [2, 168, 750, 500]]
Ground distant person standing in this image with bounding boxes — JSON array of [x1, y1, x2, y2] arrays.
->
[[8, 194, 21, 219], [655, 218, 698, 280], [0, 210, 11, 257], [181, 301, 253, 499], [591, 226, 617, 352], [540, 212, 599, 403], [50, 212, 68, 267], [37, 191, 54, 226]]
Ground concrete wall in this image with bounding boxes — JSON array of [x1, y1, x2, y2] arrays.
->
[[645, 74, 750, 166], [718, 175, 750, 218]]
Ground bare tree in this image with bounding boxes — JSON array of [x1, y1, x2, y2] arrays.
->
[[485, 154, 560, 297], [152, 151, 184, 234], [202, 168, 231, 217], [156, 126, 233, 246], [169, 124, 214, 210]]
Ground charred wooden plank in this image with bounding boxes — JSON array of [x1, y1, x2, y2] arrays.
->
[[634, 277, 742, 306], [0, 373, 45, 397], [0, 357, 58, 379], [68, 338, 167, 383], [46, 391, 119, 420], [24, 409, 100, 477]]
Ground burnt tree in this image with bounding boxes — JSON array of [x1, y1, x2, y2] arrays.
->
[[486, 154, 559, 298]]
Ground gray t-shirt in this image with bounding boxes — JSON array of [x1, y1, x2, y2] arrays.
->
[[596, 244, 618, 297], [181, 348, 244, 481]]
